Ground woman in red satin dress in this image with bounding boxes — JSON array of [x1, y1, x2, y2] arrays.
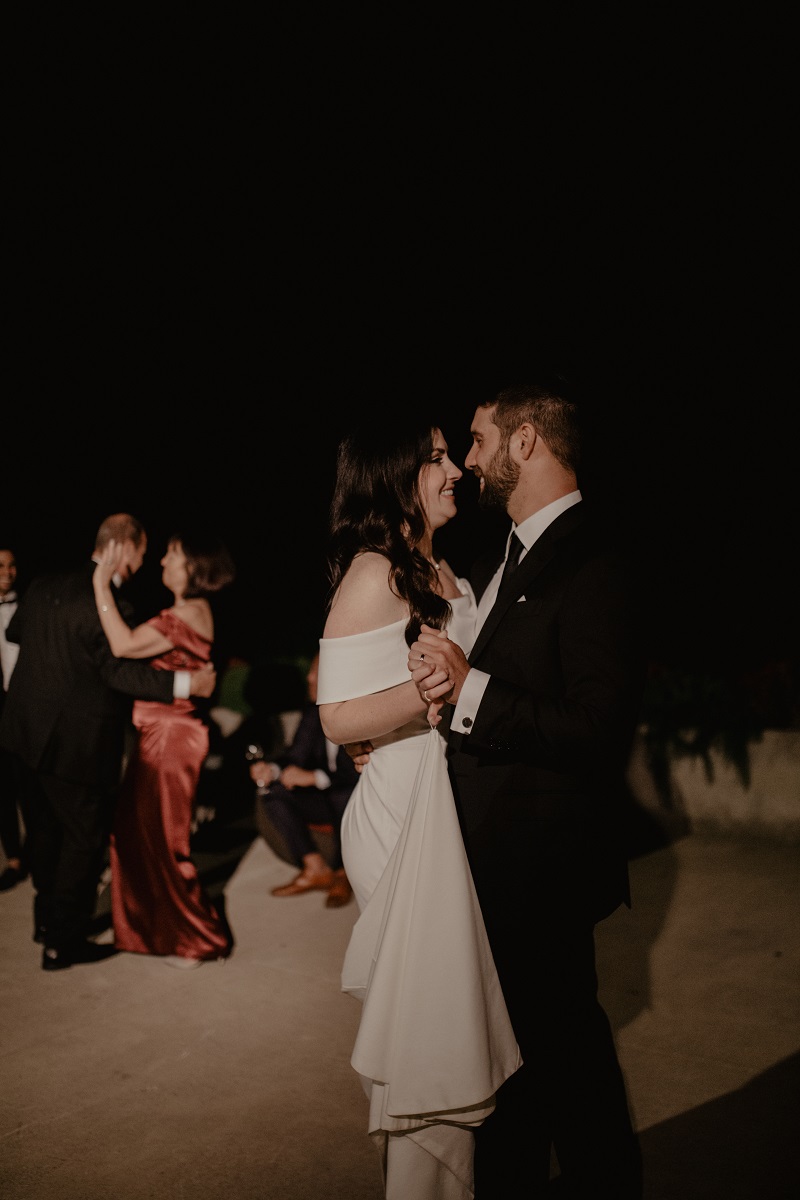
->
[[93, 531, 235, 968]]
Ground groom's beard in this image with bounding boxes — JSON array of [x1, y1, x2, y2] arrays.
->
[[477, 442, 520, 511]]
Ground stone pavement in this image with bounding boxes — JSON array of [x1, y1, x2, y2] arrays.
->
[[2, 812, 798, 1199]]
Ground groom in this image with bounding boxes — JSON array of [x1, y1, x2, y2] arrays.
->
[[409, 382, 646, 1198]]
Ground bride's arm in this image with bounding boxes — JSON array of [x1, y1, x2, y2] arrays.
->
[[319, 681, 426, 746], [318, 553, 428, 745]]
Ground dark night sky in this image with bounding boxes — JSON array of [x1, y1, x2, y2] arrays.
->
[[7, 20, 795, 691]]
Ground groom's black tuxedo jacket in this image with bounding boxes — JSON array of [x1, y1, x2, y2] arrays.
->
[[0, 562, 175, 790], [448, 500, 646, 927]]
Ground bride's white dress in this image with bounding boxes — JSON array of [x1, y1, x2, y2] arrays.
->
[[317, 587, 521, 1199]]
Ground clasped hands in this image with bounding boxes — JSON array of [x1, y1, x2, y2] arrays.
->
[[346, 624, 470, 772], [408, 623, 469, 726], [345, 624, 470, 772]]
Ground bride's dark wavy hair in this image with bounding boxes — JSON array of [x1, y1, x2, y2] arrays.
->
[[325, 417, 452, 646]]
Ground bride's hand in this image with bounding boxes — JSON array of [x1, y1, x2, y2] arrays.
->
[[407, 662, 454, 725], [410, 625, 467, 708]]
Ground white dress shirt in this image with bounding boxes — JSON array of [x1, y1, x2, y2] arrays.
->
[[0, 590, 19, 690]]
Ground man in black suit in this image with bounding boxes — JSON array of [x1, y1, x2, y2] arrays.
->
[[0, 513, 217, 971], [409, 383, 646, 1198], [250, 652, 358, 908]]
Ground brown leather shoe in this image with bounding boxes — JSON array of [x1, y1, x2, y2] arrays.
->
[[325, 869, 353, 908], [271, 868, 335, 898]]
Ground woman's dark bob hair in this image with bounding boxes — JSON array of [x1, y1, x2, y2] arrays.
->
[[170, 530, 236, 598]]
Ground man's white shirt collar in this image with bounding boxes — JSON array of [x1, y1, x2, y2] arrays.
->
[[510, 489, 582, 556]]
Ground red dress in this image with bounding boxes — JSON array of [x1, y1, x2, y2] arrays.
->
[[110, 610, 230, 961]]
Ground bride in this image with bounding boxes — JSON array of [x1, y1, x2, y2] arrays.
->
[[317, 416, 521, 1199]]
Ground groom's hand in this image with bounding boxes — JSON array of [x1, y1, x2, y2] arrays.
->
[[345, 741, 373, 773], [189, 663, 217, 698], [408, 624, 470, 709]]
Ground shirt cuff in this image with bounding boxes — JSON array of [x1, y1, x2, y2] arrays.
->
[[451, 668, 490, 736], [173, 671, 191, 699], [313, 770, 332, 791]]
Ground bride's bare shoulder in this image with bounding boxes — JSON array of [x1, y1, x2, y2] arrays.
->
[[323, 552, 407, 637]]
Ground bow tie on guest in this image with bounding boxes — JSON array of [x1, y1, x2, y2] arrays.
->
[[499, 532, 525, 587]]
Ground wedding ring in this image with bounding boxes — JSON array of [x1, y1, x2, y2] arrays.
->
[[423, 690, 430, 702]]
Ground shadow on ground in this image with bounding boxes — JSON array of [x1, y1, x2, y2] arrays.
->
[[639, 1052, 800, 1200]]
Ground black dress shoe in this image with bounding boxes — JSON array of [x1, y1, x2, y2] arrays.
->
[[0, 864, 28, 891], [42, 941, 119, 971]]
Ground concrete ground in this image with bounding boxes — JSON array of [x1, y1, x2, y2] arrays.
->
[[1, 807, 798, 1200]]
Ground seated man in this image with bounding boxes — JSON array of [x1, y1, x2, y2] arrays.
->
[[249, 652, 358, 908]]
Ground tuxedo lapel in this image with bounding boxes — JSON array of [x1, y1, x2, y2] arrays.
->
[[469, 540, 555, 661], [469, 503, 585, 663]]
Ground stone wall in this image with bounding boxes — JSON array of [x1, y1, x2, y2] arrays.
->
[[626, 728, 800, 844]]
